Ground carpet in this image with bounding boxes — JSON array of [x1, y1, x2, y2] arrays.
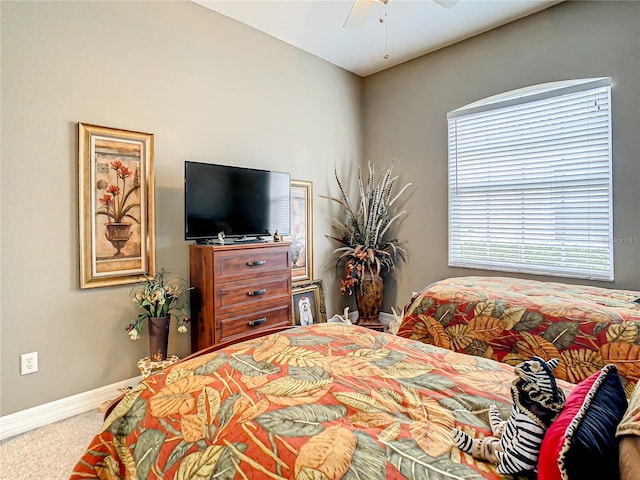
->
[[0, 409, 103, 479]]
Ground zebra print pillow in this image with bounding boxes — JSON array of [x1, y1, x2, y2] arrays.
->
[[538, 364, 627, 480]]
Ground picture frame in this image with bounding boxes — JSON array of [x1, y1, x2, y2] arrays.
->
[[287, 180, 313, 281], [291, 279, 326, 326], [78, 123, 155, 289]]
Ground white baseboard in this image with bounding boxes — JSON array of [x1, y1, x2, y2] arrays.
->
[[0, 376, 141, 441]]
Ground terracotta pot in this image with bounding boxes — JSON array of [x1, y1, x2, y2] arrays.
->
[[356, 272, 383, 322], [148, 316, 170, 361]]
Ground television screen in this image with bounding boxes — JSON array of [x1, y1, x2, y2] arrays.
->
[[184, 161, 290, 241]]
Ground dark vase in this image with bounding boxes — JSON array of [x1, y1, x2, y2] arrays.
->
[[356, 271, 384, 323], [148, 316, 170, 361]]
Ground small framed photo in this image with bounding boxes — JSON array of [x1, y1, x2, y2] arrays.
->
[[78, 123, 155, 289], [292, 279, 326, 326], [287, 180, 313, 282]]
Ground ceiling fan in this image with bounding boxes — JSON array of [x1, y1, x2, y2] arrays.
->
[[343, 0, 460, 29]]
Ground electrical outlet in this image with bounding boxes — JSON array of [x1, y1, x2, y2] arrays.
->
[[20, 352, 38, 375]]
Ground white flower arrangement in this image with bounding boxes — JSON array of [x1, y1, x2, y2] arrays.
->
[[125, 269, 190, 340]]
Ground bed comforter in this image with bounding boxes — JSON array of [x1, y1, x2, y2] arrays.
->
[[71, 323, 549, 480], [398, 276, 640, 394]]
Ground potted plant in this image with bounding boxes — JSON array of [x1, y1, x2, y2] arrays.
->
[[325, 161, 411, 324], [126, 269, 190, 361]]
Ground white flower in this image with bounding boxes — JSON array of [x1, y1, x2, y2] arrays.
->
[[168, 284, 183, 296], [128, 329, 140, 340], [177, 324, 187, 334], [151, 289, 165, 305]]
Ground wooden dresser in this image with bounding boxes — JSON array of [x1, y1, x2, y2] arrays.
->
[[189, 242, 292, 351]]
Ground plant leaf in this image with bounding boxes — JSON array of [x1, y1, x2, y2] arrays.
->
[[133, 429, 166, 479], [344, 431, 387, 480], [175, 444, 225, 480], [294, 425, 357, 480], [229, 353, 281, 377], [543, 321, 580, 349], [385, 438, 486, 480], [254, 404, 346, 437], [106, 397, 147, 436]]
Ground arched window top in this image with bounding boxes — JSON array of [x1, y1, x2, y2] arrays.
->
[[448, 77, 611, 119]]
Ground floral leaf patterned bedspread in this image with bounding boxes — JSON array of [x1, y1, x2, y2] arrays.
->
[[398, 276, 640, 395], [71, 323, 540, 480]]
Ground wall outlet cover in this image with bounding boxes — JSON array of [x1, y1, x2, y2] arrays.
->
[[20, 352, 38, 375]]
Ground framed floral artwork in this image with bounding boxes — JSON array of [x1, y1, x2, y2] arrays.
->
[[292, 279, 326, 326], [286, 180, 313, 281], [78, 123, 155, 289]]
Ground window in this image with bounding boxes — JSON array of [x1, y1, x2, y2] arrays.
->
[[448, 78, 613, 281]]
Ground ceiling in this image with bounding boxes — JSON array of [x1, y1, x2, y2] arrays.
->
[[192, 0, 562, 77]]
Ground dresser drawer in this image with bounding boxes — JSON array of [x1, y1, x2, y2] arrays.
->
[[213, 247, 291, 281], [218, 304, 291, 343], [214, 274, 290, 315]]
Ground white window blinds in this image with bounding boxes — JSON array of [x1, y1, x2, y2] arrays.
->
[[447, 78, 613, 281]]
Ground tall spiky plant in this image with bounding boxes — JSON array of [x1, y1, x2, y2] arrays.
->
[[324, 161, 411, 295]]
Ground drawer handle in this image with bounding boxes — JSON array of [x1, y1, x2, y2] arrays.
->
[[248, 318, 267, 327], [247, 260, 266, 266], [247, 289, 266, 296]]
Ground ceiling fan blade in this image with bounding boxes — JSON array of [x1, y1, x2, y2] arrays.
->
[[343, 0, 375, 29], [432, 0, 460, 9]]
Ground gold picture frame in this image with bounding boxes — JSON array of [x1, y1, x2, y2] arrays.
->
[[78, 123, 155, 289], [292, 279, 326, 326], [287, 180, 313, 281]]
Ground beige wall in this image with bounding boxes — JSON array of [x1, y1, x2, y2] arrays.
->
[[0, 1, 361, 415], [363, 0, 640, 311]]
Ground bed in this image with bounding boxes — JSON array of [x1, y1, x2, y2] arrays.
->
[[398, 276, 640, 395], [71, 323, 564, 479], [71, 319, 640, 479]]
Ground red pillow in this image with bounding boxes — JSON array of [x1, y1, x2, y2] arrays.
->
[[538, 365, 627, 480]]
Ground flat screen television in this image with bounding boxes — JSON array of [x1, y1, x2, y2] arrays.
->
[[184, 161, 291, 242]]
